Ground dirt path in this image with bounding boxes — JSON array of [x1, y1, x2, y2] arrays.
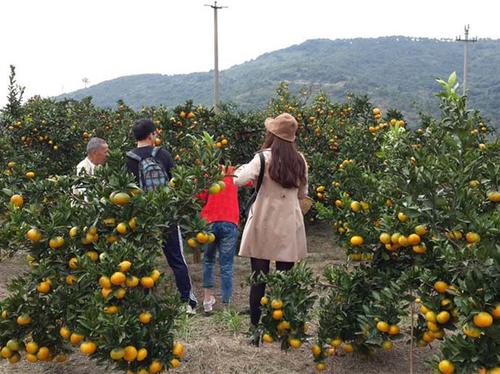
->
[[0, 224, 433, 374]]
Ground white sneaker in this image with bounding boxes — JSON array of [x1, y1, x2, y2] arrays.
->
[[203, 296, 216, 313], [185, 304, 196, 315]]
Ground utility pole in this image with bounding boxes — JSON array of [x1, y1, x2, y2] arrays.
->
[[456, 25, 477, 95], [205, 1, 227, 113]]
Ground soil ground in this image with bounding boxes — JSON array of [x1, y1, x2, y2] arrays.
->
[[0, 224, 434, 374]]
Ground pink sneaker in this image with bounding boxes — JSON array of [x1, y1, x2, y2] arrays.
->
[[203, 296, 216, 313]]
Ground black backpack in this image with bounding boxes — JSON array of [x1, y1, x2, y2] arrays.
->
[[126, 147, 169, 192]]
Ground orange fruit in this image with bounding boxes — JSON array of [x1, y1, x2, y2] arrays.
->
[[26, 353, 38, 363], [126, 276, 140, 288], [170, 358, 180, 369], [415, 225, 427, 236], [376, 321, 389, 332], [10, 194, 24, 207], [330, 338, 342, 348], [151, 269, 161, 282], [136, 347, 148, 361], [85, 250, 99, 262], [110, 271, 126, 285], [473, 312, 493, 328], [288, 338, 302, 349], [26, 228, 42, 242], [397, 212, 408, 222], [398, 236, 409, 247], [114, 288, 126, 299], [407, 234, 421, 245], [60, 326, 71, 339], [462, 324, 481, 338], [208, 183, 222, 195], [70, 333, 84, 346], [260, 296, 269, 305], [412, 244, 427, 254], [391, 233, 401, 244], [466, 232, 481, 243], [342, 343, 354, 353], [103, 217, 116, 226], [26, 171, 35, 179], [37, 281, 51, 294], [492, 304, 500, 319], [436, 311, 450, 324], [81, 341, 97, 355], [25, 341, 39, 354], [316, 363, 327, 371], [388, 325, 400, 335], [116, 222, 127, 235], [104, 306, 119, 314], [110, 348, 125, 360], [196, 232, 209, 244], [382, 340, 393, 351], [311, 344, 322, 357], [123, 345, 138, 362], [1, 346, 12, 359], [438, 360, 455, 374], [66, 275, 77, 285], [118, 260, 132, 272], [101, 288, 112, 298], [8, 353, 20, 364], [69, 257, 78, 269], [99, 276, 112, 289], [350, 201, 361, 212], [350, 235, 364, 246], [172, 342, 184, 357], [111, 192, 131, 206], [262, 333, 273, 343], [379, 233, 391, 244], [16, 314, 32, 325], [426, 311, 437, 323], [434, 281, 448, 294], [139, 312, 152, 324], [272, 309, 283, 320], [487, 191, 500, 202], [36, 346, 50, 361], [49, 236, 65, 249], [271, 299, 283, 309], [187, 238, 198, 248], [277, 321, 290, 331], [140, 276, 154, 288]]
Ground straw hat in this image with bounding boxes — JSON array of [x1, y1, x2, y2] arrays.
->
[[264, 113, 298, 142]]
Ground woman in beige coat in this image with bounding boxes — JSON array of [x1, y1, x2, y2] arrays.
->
[[234, 113, 308, 327]]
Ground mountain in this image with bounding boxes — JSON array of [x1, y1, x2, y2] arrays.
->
[[59, 36, 500, 127]]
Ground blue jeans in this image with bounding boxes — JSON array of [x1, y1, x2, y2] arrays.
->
[[202, 222, 238, 304]]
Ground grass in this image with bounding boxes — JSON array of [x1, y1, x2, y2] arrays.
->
[[213, 307, 248, 335]]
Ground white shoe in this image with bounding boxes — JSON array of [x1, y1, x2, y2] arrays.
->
[[203, 296, 216, 313], [185, 304, 196, 315]]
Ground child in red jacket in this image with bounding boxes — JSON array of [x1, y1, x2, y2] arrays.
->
[[198, 165, 240, 312]]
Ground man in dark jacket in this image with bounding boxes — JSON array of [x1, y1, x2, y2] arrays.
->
[[126, 119, 197, 314]]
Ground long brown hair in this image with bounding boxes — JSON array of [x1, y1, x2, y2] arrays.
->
[[261, 132, 306, 188]]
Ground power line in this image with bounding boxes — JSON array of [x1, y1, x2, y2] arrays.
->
[[205, 1, 227, 113], [456, 25, 477, 96]]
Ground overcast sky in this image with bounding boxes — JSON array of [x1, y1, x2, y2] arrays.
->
[[1, 0, 499, 107]]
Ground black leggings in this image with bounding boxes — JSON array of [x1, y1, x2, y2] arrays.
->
[[250, 258, 294, 326]]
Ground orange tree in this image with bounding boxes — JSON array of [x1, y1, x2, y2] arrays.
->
[[0, 118, 223, 372], [312, 73, 499, 373], [251, 263, 318, 350]]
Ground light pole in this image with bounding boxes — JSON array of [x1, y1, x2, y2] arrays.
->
[[205, 1, 227, 113], [456, 25, 477, 96]]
